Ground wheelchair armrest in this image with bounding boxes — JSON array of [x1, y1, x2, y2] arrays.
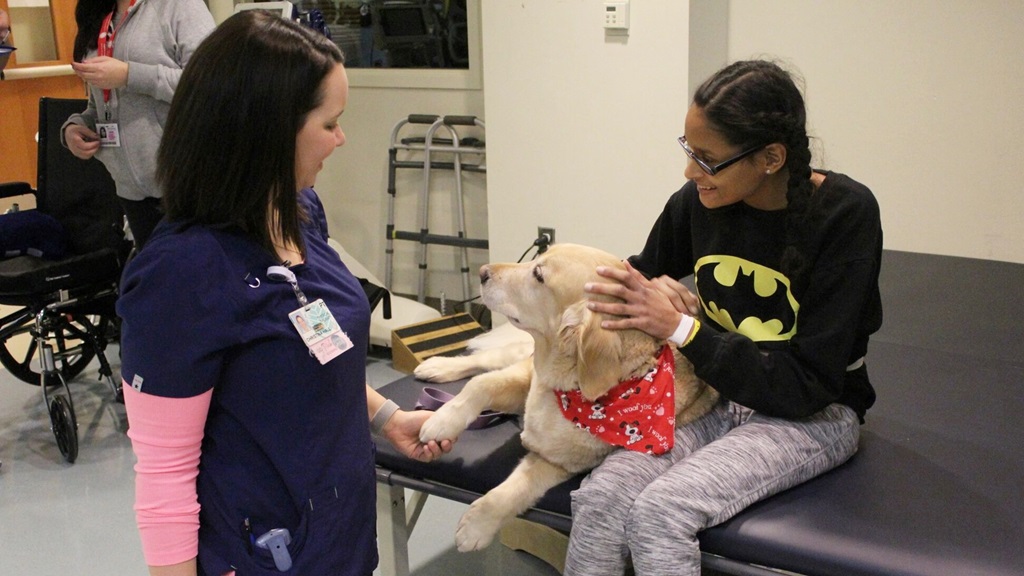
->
[[0, 182, 36, 201]]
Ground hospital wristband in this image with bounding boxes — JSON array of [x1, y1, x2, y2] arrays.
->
[[667, 315, 700, 347], [370, 399, 401, 435]]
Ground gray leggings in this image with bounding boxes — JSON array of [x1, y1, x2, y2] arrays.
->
[[563, 399, 860, 576]]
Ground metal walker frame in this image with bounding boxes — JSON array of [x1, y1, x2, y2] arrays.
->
[[384, 114, 486, 313]]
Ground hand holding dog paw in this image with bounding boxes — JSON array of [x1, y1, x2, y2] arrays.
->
[[385, 410, 453, 462], [419, 403, 469, 444]]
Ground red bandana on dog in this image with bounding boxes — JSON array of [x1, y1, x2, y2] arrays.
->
[[555, 345, 676, 455]]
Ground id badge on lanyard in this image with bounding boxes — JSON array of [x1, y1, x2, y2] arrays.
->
[[96, 123, 121, 147], [96, 0, 136, 147], [267, 266, 354, 365]]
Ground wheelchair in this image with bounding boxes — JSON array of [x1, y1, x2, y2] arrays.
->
[[0, 97, 133, 463]]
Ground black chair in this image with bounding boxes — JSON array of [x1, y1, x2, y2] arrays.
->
[[0, 97, 132, 463]]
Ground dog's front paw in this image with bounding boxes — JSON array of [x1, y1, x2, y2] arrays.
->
[[455, 499, 504, 552], [419, 402, 470, 443], [414, 356, 472, 382]]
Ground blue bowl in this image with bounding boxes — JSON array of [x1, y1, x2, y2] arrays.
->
[[0, 45, 17, 73]]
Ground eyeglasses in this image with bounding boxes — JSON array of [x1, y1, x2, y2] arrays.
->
[[677, 136, 764, 176]]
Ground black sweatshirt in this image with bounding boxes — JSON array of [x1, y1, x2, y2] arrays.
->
[[629, 171, 882, 421]]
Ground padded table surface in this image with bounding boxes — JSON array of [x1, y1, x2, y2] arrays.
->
[[374, 250, 1024, 575], [374, 377, 581, 531]]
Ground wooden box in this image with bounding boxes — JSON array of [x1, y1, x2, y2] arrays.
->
[[390, 313, 484, 373]]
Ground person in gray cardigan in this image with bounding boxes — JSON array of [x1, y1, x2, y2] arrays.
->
[[62, 0, 214, 249]]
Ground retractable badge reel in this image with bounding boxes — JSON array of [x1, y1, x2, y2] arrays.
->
[[267, 265, 308, 306], [266, 266, 353, 364]]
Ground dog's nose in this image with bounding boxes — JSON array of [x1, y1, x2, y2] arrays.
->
[[479, 265, 491, 285]]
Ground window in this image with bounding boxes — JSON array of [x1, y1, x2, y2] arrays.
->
[[242, 0, 481, 89]]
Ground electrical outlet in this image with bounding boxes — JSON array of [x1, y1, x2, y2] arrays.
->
[[538, 227, 555, 245]]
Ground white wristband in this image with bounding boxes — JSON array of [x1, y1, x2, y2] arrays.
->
[[370, 399, 400, 435], [667, 314, 697, 346]]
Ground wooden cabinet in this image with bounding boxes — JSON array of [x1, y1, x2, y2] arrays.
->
[[1, 0, 87, 186]]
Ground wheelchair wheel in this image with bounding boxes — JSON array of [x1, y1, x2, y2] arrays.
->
[[48, 394, 79, 463], [0, 311, 98, 387]]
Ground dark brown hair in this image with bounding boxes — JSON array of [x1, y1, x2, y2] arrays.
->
[[72, 0, 116, 62], [693, 60, 817, 286], [157, 10, 344, 256]]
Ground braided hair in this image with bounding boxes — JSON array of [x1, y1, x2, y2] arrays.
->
[[692, 60, 817, 288]]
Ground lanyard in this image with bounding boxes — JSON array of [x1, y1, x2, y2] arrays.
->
[[97, 0, 136, 106], [267, 264, 353, 364]]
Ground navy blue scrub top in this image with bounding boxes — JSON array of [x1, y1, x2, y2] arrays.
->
[[118, 189, 377, 575]]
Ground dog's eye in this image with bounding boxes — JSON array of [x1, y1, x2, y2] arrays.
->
[[532, 266, 545, 284]]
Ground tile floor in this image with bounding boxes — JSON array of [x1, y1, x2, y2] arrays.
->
[[0, 344, 559, 576]]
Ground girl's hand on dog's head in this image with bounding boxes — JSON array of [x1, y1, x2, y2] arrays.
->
[[652, 275, 700, 316], [586, 262, 684, 341]]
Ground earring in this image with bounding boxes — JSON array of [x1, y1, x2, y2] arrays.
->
[[766, 169, 772, 175]]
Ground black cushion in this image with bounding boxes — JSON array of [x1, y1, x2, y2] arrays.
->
[[374, 376, 582, 518], [698, 341, 1024, 575], [0, 248, 123, 300], [374, 250, 1024, 576]]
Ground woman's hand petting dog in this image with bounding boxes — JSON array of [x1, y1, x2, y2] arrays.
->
[[585, 260, 696, 340]]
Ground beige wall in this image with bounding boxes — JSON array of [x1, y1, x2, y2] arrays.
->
[[208, 0, 488, 302], [208, 0, 1024, 309], [5, 4, 57, 63], [321, 0, 701, 305], [480, 0, 1024, 268], [317, 86, 487, 302], [727, 0, 1024, 264], [482, 0, 697, 265]]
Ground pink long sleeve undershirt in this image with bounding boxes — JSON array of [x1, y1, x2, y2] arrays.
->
[[123, 384, 211, 568]]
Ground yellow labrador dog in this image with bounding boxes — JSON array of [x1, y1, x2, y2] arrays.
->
[[417, 243, 719, 552]]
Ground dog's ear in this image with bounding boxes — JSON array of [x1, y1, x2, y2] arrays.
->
[[559, 300, 622, 401]]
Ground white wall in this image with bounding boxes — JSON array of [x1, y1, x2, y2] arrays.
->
[[227, 0, 1024, 309], [481, 0, 696, 264], [727, 0, 1024, 263], [207, 0, 488, 303], [5, 4, 57, 63], [329, 1, 703, 308], [479, 0, 1024, 268], [316, 87, 487, 303]]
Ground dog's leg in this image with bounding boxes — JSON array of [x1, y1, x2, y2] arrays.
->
[[455, 452, 572, 552], [419, 357, 532, 443], [414, 341, 533, 382]]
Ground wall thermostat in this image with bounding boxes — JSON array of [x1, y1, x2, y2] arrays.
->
[[603, 1, 630, 31]]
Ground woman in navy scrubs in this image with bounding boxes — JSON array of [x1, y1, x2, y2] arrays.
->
[[117, 11, 450, 575]]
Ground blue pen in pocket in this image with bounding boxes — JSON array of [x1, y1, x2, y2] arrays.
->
[[243, 517, 254, 554]]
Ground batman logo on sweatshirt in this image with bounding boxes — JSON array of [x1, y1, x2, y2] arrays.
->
[[694, 256, 798, 342]]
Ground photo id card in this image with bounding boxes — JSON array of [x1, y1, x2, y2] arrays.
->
[[96, 123, 121, 147], [288, 298, 353, 365]]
